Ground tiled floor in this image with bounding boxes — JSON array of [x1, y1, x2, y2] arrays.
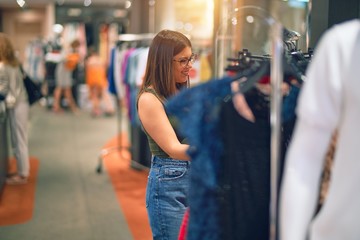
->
[[0, 103, 135, 240]]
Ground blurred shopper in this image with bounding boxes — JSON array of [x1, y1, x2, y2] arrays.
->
[[0, 33, 30, 184], [137, 30, 194, 240], [85, 46, 114, 117], [280, 19, 360, 240], [52, 39, 80, 113]]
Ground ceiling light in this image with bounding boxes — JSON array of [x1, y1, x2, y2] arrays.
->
[[125, 0, 132, 9], [246, 15, 254, 23], [149, 0, 155, 7], [17, 0, 26, 8], [67, 8, 82, 17], [56, 0, 65, 5], [53, 24, 64, 34], [184, 23, 193, 32], [84, 0, 91, 7], [113, 10, 127, 18]]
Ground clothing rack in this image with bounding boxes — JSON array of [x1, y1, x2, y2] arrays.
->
[[118, 33, 155, 42], [226, 47, 310, 83], [215, 6, 285, 240], [225, 39, 312, 240], [96, 33, 155, 174]]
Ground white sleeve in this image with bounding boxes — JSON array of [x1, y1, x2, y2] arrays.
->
[[279, 26, 343, 240]]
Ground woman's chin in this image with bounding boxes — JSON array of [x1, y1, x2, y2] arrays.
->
[[176, 76, 188, 83]]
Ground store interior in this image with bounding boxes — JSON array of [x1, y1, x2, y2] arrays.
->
[[0, 0, 358, 72], [0, 0, 310, 64], [1, 0, 359, 197], [0, 0, 360, 239]]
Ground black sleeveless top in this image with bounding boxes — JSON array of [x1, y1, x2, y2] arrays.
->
[[137, 88, 186, 158]]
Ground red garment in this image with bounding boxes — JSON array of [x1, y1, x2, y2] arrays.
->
[[178, 209, 190, 240], [258, 75, 270, 84]]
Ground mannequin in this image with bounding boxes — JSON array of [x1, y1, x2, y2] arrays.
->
[[280, 19, 360, 240]]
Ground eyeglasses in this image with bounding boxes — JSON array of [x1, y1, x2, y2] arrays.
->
[[173, 54, 197, 67]]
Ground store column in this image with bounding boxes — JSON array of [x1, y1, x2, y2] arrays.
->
[[128, 0, 152, 33], [154, 0, 176, 33]]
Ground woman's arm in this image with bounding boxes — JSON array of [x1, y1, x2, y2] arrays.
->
[[138, 92, 190, 160]]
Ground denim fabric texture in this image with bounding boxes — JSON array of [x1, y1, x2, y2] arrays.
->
[[166, 73, 300, 240], [146, 155, 190, 240]]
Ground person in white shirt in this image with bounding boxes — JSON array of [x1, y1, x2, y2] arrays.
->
[[0, 33, 30, 185], [280, 19, 360, 240]]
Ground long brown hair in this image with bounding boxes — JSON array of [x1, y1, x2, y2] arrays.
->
[[0, 33, 19, 67], [141, 30, 192, 100]]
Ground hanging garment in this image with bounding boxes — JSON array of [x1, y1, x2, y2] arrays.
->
[[107, 47, 117, 96], [166, 65, 300, 239], [218, 98, 270, 240], [24, 39, 45, 84]]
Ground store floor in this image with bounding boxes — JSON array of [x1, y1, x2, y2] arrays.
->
[[0, 103, 145, 240]]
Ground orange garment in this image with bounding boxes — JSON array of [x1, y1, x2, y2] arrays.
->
[[85, 55, 108, 88], [65, 52, 80, 71]]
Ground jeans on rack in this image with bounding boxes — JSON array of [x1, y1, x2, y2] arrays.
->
[[146, 155, 190, 240]]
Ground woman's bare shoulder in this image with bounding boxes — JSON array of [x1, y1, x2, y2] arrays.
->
[[138, 91, 161, 106]]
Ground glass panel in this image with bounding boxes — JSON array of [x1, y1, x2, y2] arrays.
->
[[215, 6, 275, 77]]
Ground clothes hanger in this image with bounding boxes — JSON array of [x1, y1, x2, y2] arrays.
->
[[229, 52, 306, 96], [231, 60, 271, 94]]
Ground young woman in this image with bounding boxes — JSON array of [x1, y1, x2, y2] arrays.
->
[[0, 33, 30, 184], [85, 46, 114, 117], [137, 29, 196, 239], [52, 39, 80, 113]]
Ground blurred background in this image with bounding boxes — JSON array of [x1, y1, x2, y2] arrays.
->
[[1, 0, 358, 73]]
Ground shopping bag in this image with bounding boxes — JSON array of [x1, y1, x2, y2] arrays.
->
[[23, 74, 43, 105]]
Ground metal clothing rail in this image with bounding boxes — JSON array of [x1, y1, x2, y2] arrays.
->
[[118, 33, 155, 42], [269, 22, 284, 240], [214, 6, 284, 240], [96, 33, 155, 174]]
